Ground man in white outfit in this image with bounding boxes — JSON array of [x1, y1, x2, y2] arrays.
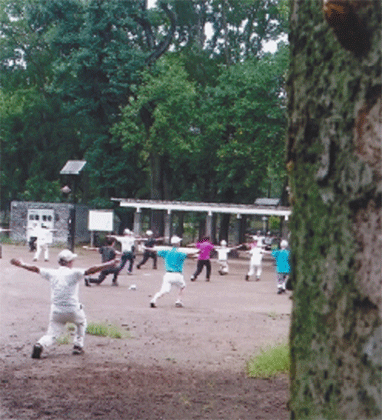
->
[[215, 240, 242, 275], [33, 225, 54, 262], [109, 229, 138, 274], [10, 249, 119, 359], [245, 241, 265, 281]]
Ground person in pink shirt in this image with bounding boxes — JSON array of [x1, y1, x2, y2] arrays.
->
[[190, 237, 215, 282]]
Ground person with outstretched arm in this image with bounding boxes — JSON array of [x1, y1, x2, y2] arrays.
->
[[10, 249, 119, 359]]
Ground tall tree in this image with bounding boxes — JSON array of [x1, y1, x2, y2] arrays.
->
[[0, 0, 177, 209], [114, 56, 197, 202], [287, 0, 381, 418], [184, 43, 288, 205], [0, 0, 81, 205]]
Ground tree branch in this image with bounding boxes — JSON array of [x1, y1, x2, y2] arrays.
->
[[145, 2, 176, 66]]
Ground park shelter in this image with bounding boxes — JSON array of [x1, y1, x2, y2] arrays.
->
[[112, 198, 291, 243]]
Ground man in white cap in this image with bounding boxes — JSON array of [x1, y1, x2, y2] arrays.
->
[[109, 228, 138, 274], [10, 249, 119, 359], [245, 240, 265, 281], [150, 236, 198, 308], [136, 230, 164, 270], [215, 240, 242, 275]]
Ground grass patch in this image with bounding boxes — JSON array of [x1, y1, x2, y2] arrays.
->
[[56, 323, 76, 345], [86, 322, 129, 339], [247, 342, 290, 378], [56, 334, 70, 345]]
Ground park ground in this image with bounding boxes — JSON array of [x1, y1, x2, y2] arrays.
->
[[1, 244, 291, 419]]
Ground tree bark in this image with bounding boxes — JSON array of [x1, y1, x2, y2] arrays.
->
[[287, 1, 381, 419]]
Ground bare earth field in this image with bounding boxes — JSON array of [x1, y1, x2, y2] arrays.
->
[[1, 244, 292, 419]]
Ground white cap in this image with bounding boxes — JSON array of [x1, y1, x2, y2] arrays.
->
[[124, 228, 133, 235], [281, 240, 288, 249], [171, 236, 182, 245], [58, 249, 77, 263], [220, 240, 227, 246], [146, 230, 153, 236]]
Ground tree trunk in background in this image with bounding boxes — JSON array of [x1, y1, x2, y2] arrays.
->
[[287, 1, 381, 419], [219, 213, 231, 242]]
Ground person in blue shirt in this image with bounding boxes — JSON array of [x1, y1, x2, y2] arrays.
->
[[150, 236, 198, 308], [271, 239, 291, 294]]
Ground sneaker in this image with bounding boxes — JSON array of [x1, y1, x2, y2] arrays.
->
[[31, 343, 43, 359], [190, 276, 196, 282], [245, 275, 249, 281], [150, 302, 156, 308], [127, 271, 133, 275], [84, 278, 91, 287], [205, 278, 210, 282], [136, 265, 141, 269], [112, 281, 119, 286], [72, 345, 84, 355], [175, 301, 184, 308], [277, 288, 283, 294], [256, 277, 260, 282]]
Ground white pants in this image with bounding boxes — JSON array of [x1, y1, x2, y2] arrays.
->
[[151, 272, 186, 304], [34, 242, 49, 261], [248, 262, 262, 279], [38, 306, 87, 349]]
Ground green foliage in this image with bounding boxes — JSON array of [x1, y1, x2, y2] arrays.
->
[[0, 0, 289, 211], [247, 342, 290, 378], [195, 45, 289, 202], [268, 215, 281, 231], [114, 56, 198, 199], [20, 178, 62, 203]]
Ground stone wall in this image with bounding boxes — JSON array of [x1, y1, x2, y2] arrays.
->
[[10, 201, 90, 244]]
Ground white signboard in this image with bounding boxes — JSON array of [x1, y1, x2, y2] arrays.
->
[[88, 210, 114, 232]]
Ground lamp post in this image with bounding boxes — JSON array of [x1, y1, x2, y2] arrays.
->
[[60, 160, 86, 251]]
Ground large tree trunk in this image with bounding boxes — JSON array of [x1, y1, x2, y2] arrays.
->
[[287, 1, 381, 419]]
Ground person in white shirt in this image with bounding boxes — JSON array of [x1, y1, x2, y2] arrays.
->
[[10, 249, 118, 359], [31, 225, 55, 262], [109, 229, 139, 274], [245, 241, 265, 281], [215, 240, 242, 275]]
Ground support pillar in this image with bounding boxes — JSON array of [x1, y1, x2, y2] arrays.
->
[[164, 210, 172, 244], [134, 208, 141, 236], [281, 215, 289, 239], [206, 211, 213, 239], [235, 214, 242, 245]]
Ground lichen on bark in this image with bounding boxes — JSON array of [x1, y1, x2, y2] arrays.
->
[[287, 1, 381, 418]]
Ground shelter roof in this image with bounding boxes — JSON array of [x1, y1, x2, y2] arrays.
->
[[254, 198, 281, 207], [112, 198, 291, 218]]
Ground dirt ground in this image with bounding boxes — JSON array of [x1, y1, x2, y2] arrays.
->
[[0, 244, 292, 420]]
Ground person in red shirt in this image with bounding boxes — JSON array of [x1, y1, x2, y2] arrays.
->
[[190, 237, 215, 282]]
